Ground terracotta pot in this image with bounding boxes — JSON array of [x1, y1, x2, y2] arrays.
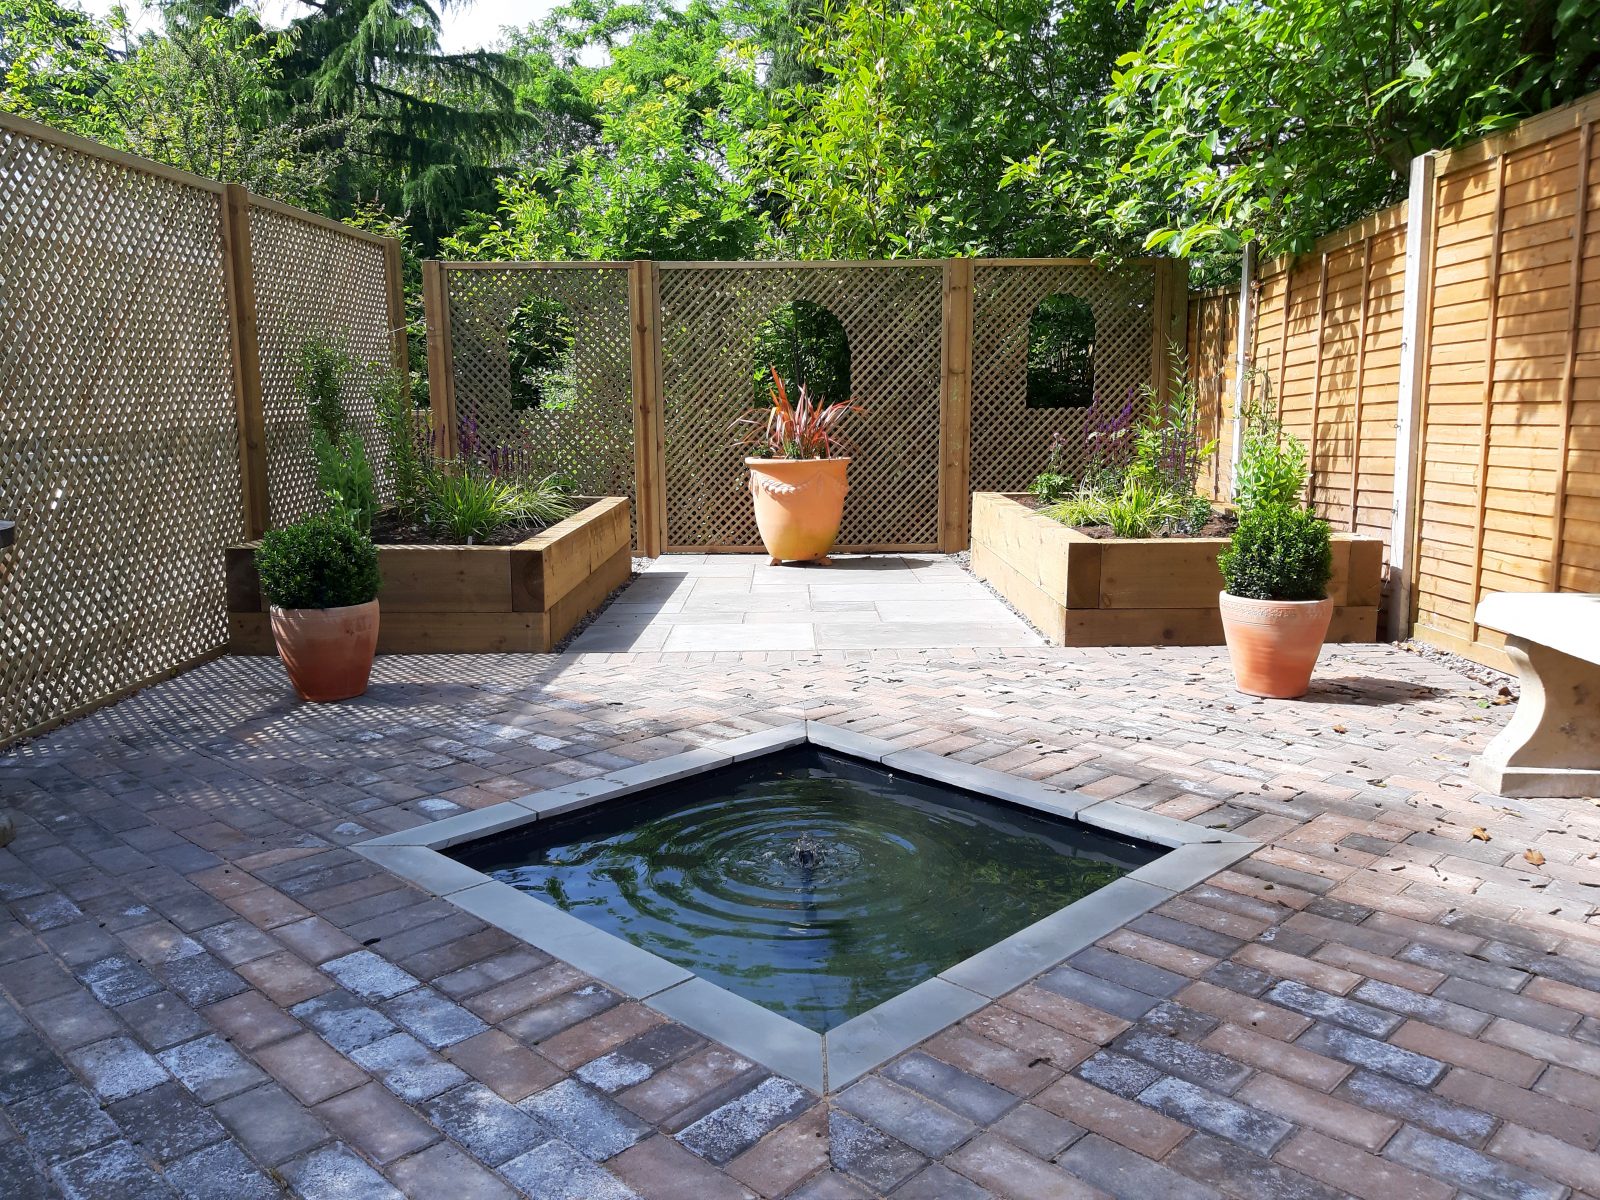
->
[[746, 457, 850, 565], [1218, 591, 1333, 699], [270, 600, 379, 702]]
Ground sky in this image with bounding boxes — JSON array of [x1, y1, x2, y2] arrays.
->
[[78, 0, 563, 53]]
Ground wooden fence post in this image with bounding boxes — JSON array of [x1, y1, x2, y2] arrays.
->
[[382, 239, 410, 401], [629, 259, 667, 557], [422, 260, 460, 462], [1229, 241, 1257, 496], [1388, 151, 1438, 641], [937, 258, 975, 552], [219, 183, 269, 540]]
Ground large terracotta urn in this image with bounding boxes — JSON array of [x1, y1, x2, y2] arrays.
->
[[746, 457, 850, 565], [1218, 592, 1332, 699], [270, 600, 380, 702]]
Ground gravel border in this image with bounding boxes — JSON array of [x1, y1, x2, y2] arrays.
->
[[548, 556, 655, 654]]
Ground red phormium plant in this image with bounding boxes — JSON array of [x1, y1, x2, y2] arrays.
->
[[732, 369, 861, 460]]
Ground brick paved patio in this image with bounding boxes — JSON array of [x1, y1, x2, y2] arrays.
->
[[3, 580, 1599, 1199]]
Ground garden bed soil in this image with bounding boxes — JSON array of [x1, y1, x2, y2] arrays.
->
[[972, 492, 1382, 647], [227, 496, 631, 654], [369, 510, 565, 547]]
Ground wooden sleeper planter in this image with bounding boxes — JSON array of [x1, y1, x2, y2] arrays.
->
[[971, 492, 1382, 647], [227, 497, 631, 654]]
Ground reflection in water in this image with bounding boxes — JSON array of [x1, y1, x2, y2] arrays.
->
[[451, 748, 1160, 1032]]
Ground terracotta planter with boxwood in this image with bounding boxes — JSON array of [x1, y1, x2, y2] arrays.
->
[[255, 514, 381, 702], [1218, 503, 1336, 699]]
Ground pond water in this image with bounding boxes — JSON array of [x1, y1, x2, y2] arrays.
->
[[450, 747, 1160, 1031]]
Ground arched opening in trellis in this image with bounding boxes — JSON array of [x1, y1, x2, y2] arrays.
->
[[506, 294, 577, 412], [1025, 293, 1096, 409], [750, 298, 851, 407]]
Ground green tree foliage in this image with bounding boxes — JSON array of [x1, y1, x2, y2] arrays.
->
[[2, 0, 360, 207], [755, 0, 1146, 258], [1, 0, 119, 137], [8, 0, 1600, 291], [267, 0, 531, 240], [750, 299, 850, 405], [1007, 0, 1600, 267], [446, 0, 767, 260]]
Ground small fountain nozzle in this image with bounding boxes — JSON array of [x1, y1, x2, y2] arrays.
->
[[790, 832, 826, 871]]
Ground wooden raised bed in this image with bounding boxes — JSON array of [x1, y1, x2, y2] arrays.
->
[[227, 497, 631, 654], [971, 492, 1382, 647]]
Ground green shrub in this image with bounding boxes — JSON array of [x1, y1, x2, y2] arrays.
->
[[1233, 366, 1308, 510], [1029, 469, 1072, 505], [1218, 503, 1332, 601], [429, 470, 517, 543], [374, 371, 432, 521], [298, 333, 377, 533], [1180, 492, 1215, 534], [311, 425, 377, 534], [507, 473, 576, 528], [255, 515, 381, 610], [298, 334, 355, 442], [1234, 427, 1308, 510]]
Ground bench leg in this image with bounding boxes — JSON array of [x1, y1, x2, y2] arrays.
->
[[1470, 634, 1600, 798]]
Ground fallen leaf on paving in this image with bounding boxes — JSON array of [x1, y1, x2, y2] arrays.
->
[[1471, 828, 1491, 842], [1524, 849, 1545, 866]]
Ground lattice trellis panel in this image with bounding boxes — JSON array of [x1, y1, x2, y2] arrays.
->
[[444, 265, 635, 516], [659, 264, 944, 550], [971, 263, 1157, 494], [250, 203, 395, 525], [0, 120, 241, 744]]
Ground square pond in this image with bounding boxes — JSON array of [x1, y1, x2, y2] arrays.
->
[[449, 747, 1161, 1032]]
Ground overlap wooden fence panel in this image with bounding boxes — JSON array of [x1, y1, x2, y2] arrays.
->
[[1192, 208, 1409, 619], [249, 199, 404, 524], [1186, 289, 1237, 501], [969, 261, 1172, 494], [1412, 105, 1599, 663], [1188, 89, 1600, 669], [434, 263, 636, 529], [0, 113, 404, 748]]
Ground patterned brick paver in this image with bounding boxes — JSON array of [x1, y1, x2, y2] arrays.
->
[[3, 595, 1599, 1198]]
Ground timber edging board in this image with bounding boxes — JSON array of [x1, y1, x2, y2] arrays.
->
[[225, 497, 631, 654], [970, 493, 1383, 647]]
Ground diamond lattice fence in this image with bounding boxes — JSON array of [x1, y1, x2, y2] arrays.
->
[[658, 263, 945, 550], [250, 201, 397, 524], [970, 262, 1158, 493], [0, 117, 402, 745], [443, 265, 635, 520], [0, 122, 240, 742]]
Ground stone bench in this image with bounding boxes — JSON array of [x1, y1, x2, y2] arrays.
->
[[1471, 592, 1600, 798]]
